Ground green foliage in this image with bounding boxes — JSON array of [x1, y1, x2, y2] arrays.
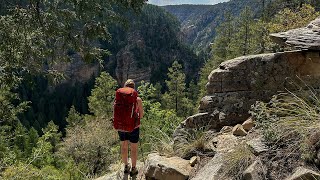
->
[[1, 121, 68, 180], [163, 0, 266, 53], [2, 161, 81, 180], [13, 122, 29, 158], [32, 121, 61, 168], [269, 4, 320, 32], [0, 0, 146, 84], [162, 61, 194, 117], [88, 72, 117, 118], [187, 80, 200, 108], [0, 0, 148, 178], [138, 81, 182, 156], [142, 102, 182, 156], [59, 115, 118, 176], [58, 73, 119, 177], [197, 59, 216, 101], [0, 84, 29, 126], [231, 6, 255, 56], [66, 106, 83, 128], [104, 4, 201, 87], [211, 11, 235, 61], [207, 3, 319, 94]]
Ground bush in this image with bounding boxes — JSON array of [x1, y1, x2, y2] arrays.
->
[[59, 115, 118, 177]]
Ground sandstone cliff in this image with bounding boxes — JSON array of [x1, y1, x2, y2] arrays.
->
[[174, 18, 320, 138]]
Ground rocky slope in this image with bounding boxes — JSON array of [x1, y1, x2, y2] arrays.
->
[[174, 17, 320, 152]]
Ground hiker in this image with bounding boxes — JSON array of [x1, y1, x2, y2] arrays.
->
[[113, 79, 144, 177]]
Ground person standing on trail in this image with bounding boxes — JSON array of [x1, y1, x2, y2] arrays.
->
[[113, 79, 144, 177]]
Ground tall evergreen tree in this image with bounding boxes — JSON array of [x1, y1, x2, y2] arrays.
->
[[212, 11, 235, 61], [87, 72, 117, 118], [66, 106, 83, 128], [163, 61, 194, 117], [232, 6, 255, 56]]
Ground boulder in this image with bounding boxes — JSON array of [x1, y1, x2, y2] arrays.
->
[[209, 134, 241, 153], [191, 153, 226, 180], [243, 159, 266, 180], [232, 124, 247, 136], [145, 153, 192, 180], [242, 117, 254, 131], [246, 137, 268, 155], [189, 156, 197, 167], [182, 112, 219, 129], [270, 18, 320, 50], [285, 166, 320, 180], [192, 133, 251, 180]]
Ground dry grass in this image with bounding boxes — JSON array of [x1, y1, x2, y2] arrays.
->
[[145, 127, 176, 157], [251, 87, 320, 178], [219, 143, 255, 179], [174, 127, 216, 159], [253, 89, 320, 160]]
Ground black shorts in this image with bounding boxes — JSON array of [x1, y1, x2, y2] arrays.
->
[[118, 128, 140, 143]]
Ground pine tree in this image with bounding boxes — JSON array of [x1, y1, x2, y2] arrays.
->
[[88, 72, 117, 118], [13, 122, 28, 157], [231, 6, 255, 56], [42, 121, 61, 153], [26, 127, 39, 156], [66, 106, 83, 128], [212, 10, 235, 61], [163, 61, 194, 117]]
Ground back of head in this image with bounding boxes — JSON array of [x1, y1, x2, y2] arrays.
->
[[124, 79, 135, 89]]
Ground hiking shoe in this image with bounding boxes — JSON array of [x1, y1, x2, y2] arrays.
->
[[124, 164, 131, 174], [130, 167, 138, 177]]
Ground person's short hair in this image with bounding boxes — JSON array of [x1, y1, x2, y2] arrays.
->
[[124, 79, 135, 88]]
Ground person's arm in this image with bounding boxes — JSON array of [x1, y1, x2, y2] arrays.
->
[[137, 97, 144, 119]]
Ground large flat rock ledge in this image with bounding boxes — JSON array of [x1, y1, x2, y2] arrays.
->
[[270, 18, 320, 50]]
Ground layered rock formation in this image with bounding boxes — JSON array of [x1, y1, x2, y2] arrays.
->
[[174, 18, 320, 143], [270, 18, 320, 50]]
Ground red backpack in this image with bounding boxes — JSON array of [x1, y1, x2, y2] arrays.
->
[[113, 87, 140, 132]]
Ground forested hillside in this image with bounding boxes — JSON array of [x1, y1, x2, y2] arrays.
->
[[163, 0, 320, 52], [16, 4, 201, 133], [163, 0, 264, 52]]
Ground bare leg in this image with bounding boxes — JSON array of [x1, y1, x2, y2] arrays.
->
[[120, 140, 129, 165], [130, 143, 138, 167]]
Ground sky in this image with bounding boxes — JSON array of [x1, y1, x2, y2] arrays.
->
[[148, 0, 230, 6]]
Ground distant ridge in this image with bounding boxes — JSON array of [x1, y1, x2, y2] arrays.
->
[[162, 0, 263, 52]]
